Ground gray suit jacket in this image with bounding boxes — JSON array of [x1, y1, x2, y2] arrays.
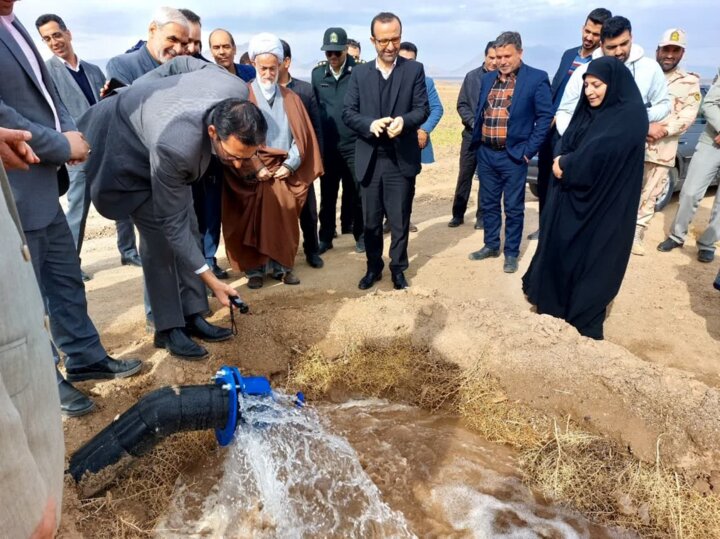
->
[[81, 57, 249, 272], [106, 45, 160, 85], [0, 17, 75, 231], [45, 55, 105, 120], [0, 164, 64, 538], [700, 79, 720, 146]]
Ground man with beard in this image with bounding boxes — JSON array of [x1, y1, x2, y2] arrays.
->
[[106, 7, 189, 85], [448, 40, 497, 228], [632, 29, 700, 255], [527, 7, 611, 240], [222, 33, 323, 289], [209, 28, 255, 82]]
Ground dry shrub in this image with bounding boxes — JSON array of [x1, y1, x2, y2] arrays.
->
[[72, 430, 216, 538], [522, 420, 720, 539], [289, 341, 720, 538]]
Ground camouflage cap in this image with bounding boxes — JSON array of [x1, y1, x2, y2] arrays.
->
[[658, 28, 687, 49], [321, 27, 348, 52]]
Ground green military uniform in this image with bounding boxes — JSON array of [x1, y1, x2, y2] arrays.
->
[[312, 28, 363, 247]]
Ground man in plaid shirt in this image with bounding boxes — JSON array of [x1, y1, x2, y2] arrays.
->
[[468, 31, 553, 273]]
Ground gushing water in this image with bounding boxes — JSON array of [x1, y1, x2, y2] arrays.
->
[[158, 394, 413, 538]]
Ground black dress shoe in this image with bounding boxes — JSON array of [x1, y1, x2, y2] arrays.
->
[[468, 246, 500, 261], [318, 240, 333, 254], [698, 250, 715, 263], [59, 380, 95, 417], [66, 356, 142, 382], [81, 269, 93, 282], [474, 220, 484, 230], [392, 272, 409, 290], [121, 253, 143, 267], [355, 238, 366, 253], [212, 264, 229, 279], [306, 252, 324, 268], [154, 328, 208, 360], [657, 238, 683, 252], [358, 271, 382, 290], [527, 229, 539, 240], [186, 313, 233, 342], [448, 217, 464, 228]]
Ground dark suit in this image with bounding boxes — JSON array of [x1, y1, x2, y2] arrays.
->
[[287, 76, 323, 258], [537, 46, 583, 214], [451, 64, 487, 221], [0, 16, 108, 379], [81, 58, 249, 331], [343, 56, 429, 274], [470, 63, 553, 257]]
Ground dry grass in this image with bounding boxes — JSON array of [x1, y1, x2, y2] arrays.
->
[[70, 430, 216, 539], [288, 339, 720, 539]]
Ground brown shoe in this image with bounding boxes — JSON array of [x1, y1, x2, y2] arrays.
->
[[282, 271, 300, 285], [248, 276, 264, 289], [409, 221, 418, 233]]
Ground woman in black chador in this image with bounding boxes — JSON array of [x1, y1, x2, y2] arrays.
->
[[522, 56, 648, 340]]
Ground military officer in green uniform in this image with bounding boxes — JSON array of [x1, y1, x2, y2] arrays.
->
[[312, 27, 364, 253]]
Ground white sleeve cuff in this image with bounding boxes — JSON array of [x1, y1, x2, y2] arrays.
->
[[195, 264, 210, 275]]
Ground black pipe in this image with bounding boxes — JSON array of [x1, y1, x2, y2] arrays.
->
[[69, 385, 229, 487]]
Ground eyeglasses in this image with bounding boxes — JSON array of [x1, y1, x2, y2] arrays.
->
[[325, 50, 343, 57], [373, 37, 401, 49]]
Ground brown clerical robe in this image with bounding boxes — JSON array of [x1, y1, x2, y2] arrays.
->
[[222, 85, 323, 271]]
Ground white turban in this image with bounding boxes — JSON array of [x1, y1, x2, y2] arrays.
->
[[248, 32, 283, 63]]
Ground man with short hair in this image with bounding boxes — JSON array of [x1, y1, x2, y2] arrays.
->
[[312, 27, 364, 253], [222, 34, 323, 289], [35, 13, 136, 280], [0, 1, 142, 417], [632, 29, 700, 255], [449, 41, 497, 228], [467, 31, 553, 274], [106, 6, 189, 85], [657, 74, 720, 262], [343, 12, 430, 290], [556, 16, 670, 136], [209, 28, 255, 82], [528, 7, 611, 240], [279, 39, 325, 269], [347, 38, 363, 63]]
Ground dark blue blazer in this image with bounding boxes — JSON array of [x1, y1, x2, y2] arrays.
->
[[551, 46, 581, 109], [234, 63, 256, 83], [470, 63, 553, 162]]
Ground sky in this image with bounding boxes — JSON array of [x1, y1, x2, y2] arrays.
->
[[14, 0, 717, 80]]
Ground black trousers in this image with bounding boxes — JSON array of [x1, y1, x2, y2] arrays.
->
[[362, 153, 415, 274], [299, 186, 319, 255], [319, 148, 363, 242], [191, 158, 223, 267], [450, 129, 482, 221]]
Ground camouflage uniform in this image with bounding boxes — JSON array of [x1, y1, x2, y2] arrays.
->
[[637, 68, 701, 229]]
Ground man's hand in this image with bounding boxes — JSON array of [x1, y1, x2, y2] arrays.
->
[[552, 156, 563, 179], [63, 131, 90, 164], [387, 116, 404, 139], [200, 270, 238, 307], [274, 165, 291, 180], [646, 122, 668, 143], [714, 133, 720, 145], [257, 166, 273, 181], [370, 117, 392, 137], [0, 127, 39, 170], [30, 497, 56, 539], [417, 129, 429, 149]]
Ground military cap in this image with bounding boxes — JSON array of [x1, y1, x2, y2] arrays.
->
[[658, 28, 687, 49], [321, 27, 348, 52]]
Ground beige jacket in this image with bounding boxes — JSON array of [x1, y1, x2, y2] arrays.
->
[[0, 164, 64, 538], [645, 68, 701, 166]]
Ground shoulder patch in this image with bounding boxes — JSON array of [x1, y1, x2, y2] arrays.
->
[[316, 60, 328, 67], [694, 92, 702, 102]]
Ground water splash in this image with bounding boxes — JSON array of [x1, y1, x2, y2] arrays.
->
[[159, 394, 413, 538]]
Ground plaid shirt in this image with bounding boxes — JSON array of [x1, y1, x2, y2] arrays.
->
[[481, 72, 517, 147]]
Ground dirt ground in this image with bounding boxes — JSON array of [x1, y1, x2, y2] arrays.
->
[[58, 82, 720, 535]]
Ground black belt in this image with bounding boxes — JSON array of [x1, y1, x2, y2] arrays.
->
[[482, 142, 506, 151]]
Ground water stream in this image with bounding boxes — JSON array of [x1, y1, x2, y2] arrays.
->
[[156, 397, 635, 538]]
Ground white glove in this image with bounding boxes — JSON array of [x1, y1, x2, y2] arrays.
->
[[370, 117, 392, 137], [387, 116, 404, 139]]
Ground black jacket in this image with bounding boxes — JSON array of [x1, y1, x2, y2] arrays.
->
[[457, 64, 487, 133], [342, 56, 429, 184], [286, 76, 324, 155], [312, 56, 357, 155]]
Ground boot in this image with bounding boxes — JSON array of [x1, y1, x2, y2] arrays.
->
[[631, 226, 645, 256]]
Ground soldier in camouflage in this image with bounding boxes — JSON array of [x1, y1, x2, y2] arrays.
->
[[633, 28, 701, 255]]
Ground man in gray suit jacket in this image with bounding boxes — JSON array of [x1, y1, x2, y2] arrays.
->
[[35, 13, 141, 277], [0, 4, 142, 417], [81, 57, 265, 359], [0, 128, 64, 539]]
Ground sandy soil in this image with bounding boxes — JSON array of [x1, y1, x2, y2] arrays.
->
[[57, 82, 720, 535]]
